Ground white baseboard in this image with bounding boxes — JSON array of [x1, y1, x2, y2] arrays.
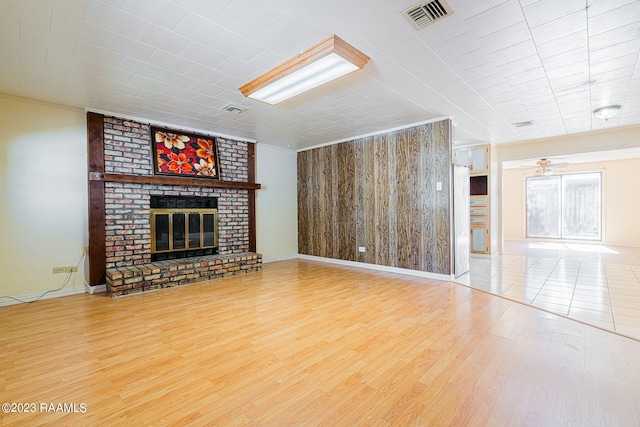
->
[[0, 286, 87, 307], [262, 254, 299, 263], [87, 284, 106, 294], [470, 253, 493, 259], [297, 254, 453, 282]]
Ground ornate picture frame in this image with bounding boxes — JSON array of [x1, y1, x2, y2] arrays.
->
[[151, 126, 221, 179]]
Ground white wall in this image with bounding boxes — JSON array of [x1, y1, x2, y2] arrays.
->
[[0, 96, 88, 303], [255, 143, 298, 261]]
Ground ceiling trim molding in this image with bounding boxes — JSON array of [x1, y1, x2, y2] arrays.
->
[[452, 141, 491, 149], [0, 92, 84, 113], [86, 108, 258, 144], [297, 116, 451, 152]]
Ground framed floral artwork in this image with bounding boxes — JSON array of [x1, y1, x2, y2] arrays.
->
[[151, 126, 221, 179]]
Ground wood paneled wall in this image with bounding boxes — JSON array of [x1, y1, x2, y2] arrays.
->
[[297, 120, 452, 275]]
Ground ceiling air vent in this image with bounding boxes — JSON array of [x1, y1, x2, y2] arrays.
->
[[221, 104, 246, 114], [402, 0, 454, 30], [513, 121, 534, 128]]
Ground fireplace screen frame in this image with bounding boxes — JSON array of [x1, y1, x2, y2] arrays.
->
[[150, 208, 219, 258]]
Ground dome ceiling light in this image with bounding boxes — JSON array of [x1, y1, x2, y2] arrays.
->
[[593, 105, 622, 121]]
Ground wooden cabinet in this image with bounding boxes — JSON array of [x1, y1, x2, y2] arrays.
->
[[470, 146, 489, 174], [471, 226, 489, 253], [454, 149, 470, 169], [469, 196, 489, 254], [454, 145, 489, 174], [455, 144, 494, 256]]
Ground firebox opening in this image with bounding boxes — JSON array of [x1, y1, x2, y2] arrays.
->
[[150, 196, 219, 262]]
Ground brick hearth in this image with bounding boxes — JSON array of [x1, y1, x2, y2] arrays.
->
[[106, 253, 262, 296]]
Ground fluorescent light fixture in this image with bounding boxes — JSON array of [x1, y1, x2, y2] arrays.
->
[[239, 35, 370, 105], [593, 105, 621, 121]]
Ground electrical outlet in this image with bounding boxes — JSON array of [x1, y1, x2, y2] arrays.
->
[[82, 246, 89, 255], [358, 246, 366, 253], [52, 266, 78, 274]]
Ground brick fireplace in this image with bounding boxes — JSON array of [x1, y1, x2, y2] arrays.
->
[[87, 113, 262, 296]]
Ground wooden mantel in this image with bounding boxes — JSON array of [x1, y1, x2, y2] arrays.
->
[[86, 111, 261, 286], [91, 172, 261, 190]]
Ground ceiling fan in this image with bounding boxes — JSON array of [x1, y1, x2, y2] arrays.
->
[[531, 158, 570, 176]]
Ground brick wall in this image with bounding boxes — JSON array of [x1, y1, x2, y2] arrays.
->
[[103, 117, 249, 181], [102, 116, 250, 269], [104, 119, 153, 175]]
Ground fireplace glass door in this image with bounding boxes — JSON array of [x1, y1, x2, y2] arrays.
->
[[150, 208, 218, 261]]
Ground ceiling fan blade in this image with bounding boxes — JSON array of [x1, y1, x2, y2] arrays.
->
[[519, 159, 570, 168]]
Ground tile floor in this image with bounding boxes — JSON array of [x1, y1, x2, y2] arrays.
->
[[455, 241, 640, 341]]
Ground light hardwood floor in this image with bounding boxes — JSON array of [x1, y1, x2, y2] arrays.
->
[[2, 259, 640, 426]]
